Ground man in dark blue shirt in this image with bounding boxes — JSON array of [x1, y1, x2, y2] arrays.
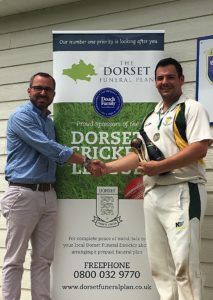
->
[[1, 72, 102, 300]]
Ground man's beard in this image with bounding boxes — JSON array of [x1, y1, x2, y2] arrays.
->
[[30, 96, 50, 110]]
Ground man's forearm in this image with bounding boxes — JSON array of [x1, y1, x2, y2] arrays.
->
[[160, 140, 209, 171], [138, 140, 210, 176], [104, 152, 139, 174]]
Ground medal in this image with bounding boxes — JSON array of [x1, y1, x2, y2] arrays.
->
[[153, 132, 160, 141]]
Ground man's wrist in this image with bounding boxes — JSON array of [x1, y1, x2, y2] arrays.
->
[[83, 155, 92, 167]]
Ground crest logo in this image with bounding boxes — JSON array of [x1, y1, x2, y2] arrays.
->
[[163, 116, 173, 126], [93, 186, 122, 227], [207, 50, 213, 84]]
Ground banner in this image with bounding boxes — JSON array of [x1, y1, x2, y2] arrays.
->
[[51, 30, 164, 300], [196, 35, 213, 123]]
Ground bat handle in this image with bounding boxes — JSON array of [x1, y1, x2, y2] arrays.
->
[[133, 149, 146, 162]]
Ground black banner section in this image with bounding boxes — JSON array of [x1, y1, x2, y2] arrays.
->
[[53, 32, 164, 51]]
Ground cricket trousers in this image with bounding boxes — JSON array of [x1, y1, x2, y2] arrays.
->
[[1, 185, 58, 300], [144, 182, 207, 300]]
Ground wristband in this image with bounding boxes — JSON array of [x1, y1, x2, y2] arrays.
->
[[83, 156, 92, 167]]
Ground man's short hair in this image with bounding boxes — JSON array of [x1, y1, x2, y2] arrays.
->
[[155, 57, 183, 79], [29, 72, 56, 90]]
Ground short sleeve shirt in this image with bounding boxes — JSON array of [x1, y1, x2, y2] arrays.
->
[[141, 94, 212, 188]]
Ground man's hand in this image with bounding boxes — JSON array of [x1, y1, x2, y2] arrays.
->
[[137, 160, 164, 176], [85, 160, 106, 176]]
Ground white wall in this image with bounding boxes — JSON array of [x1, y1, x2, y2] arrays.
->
[[0, 0, 213, 299]]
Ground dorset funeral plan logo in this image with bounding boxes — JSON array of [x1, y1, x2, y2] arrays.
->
[[62, 59, 97, 83], [93, 186, 122, 228]]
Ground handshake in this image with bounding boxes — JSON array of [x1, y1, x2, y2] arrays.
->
[[82, 137, 146, 177], [84, 156, 106, 176], [83, 135, 169, 177]]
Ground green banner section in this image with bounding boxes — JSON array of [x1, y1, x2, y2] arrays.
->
[[54, 102, 155, 199]]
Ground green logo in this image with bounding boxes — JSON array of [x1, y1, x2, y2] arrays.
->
[[63, 59, 97, 82]]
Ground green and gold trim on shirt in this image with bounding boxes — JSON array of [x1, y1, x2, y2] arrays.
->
[[174, 103, 204, 165]]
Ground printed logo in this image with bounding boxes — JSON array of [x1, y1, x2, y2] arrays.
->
[[163, 116, 173, 126], [176, 221, 185, 231], [93, 88, 123, 118], [207, 50, 213, 84], [62, 59, 97, 83], [93, 186, 122, 227]]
